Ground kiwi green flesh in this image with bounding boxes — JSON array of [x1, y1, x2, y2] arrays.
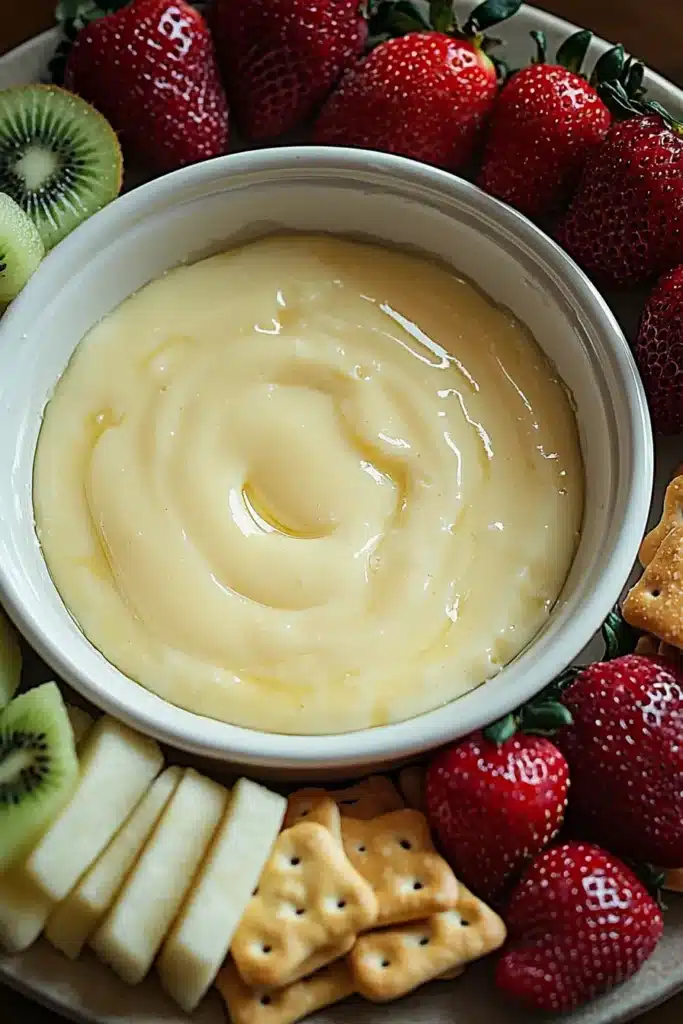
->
[[0, 682, 79, 873], [0, 605, 22, 709], [0, 191, 44, 306], [0, 85, 123, 252]]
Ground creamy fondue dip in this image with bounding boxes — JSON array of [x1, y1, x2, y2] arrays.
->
[[33, 234, 583, 734]]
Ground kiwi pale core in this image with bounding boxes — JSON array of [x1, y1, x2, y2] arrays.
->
[[33, 234, 583, 734]]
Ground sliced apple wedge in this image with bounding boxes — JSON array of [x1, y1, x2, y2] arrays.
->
[[91, 767, 228, 985], [157, 777, 286, 1012], [45, 766, 182, 960], [24, 716, 164, 903], [65, 704, 94, 748], [0, 867, 53, 953]]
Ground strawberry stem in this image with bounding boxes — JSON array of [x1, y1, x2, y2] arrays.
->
[[530, 30, 546, 65]]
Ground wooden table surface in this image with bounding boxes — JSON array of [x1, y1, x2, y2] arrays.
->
[[2, 0, 683, 1021]]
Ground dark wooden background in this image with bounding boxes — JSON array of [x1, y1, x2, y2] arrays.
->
[[1, 1, 683, 1021]]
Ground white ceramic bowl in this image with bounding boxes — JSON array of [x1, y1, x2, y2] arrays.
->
[[0, 147, 652, 773]]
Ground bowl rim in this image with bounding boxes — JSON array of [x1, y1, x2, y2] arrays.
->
[[0, 145, 654, 769]]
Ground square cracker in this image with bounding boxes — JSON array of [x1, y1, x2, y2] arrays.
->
[[623, 525, 683, 648], [231, 821, 377, 990], [284, 776, 404, 829], [341, 809, 459, 927], [216, 958, 355, 1024], [640, 475, 683, 566], [287, 798, 342, 843], [349, 885, 507, 1002]]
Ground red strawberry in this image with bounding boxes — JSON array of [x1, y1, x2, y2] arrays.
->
[[497, 842, 664, 1012], [314, 0, 523, 171], [426, 715, 570, 902], [478, 31, 612, 220], [633, 265, 683, 434], [211, 0, 367, 142], [556, 112, 683, 287], [557, 653, 683, 867], [64, 0, 229, 173]]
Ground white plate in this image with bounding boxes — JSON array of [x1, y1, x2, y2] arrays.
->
[[2, 5, 683, 1023]]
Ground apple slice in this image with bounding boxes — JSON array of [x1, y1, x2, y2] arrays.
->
[[45, 766, 182, 960], [157, 777, 286, 1012], [0, 867, 53, 954], [91, 767, 228, 985], [24, 716, 163, 903], [65, 704, 94, 747]]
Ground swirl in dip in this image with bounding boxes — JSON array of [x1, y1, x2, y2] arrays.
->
[[33, 234, 583, 734]]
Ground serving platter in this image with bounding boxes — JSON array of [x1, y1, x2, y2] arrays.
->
[[2, 3, 683, 1023]]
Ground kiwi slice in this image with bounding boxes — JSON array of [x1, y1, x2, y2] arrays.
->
[[0, 682, 79, 873], [0, 605, 22, 709], [0, 85, 123, 251], [0, 191, 45, 307]]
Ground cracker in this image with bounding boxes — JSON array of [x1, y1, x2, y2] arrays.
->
[[640, 475, 683, 566], [349, 886, 507, 1002], [341, 809, 459, 927], [231, 821, 377, 989], [285, 798, 342, 843], [623, 525, 683, 648], [216, 958, 355, 1024], [398, 767, 426, 812], [663, 868, 683, 893], [284, 777, 404, 828]]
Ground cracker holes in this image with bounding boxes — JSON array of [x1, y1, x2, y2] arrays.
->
[[399, 838, 412, 850], [650, 589, 661, 597], [419, 936, 430, 946], [461, 919, 470, 927], [357, 844, 367, 854], [295, 908, 306, 916], [290, 856, 301, 866], [337, 899, 347, 909], [413, 881, 424, 891], [262, 944, 272, 954], [260, 996, 272, 1006], [381, 959, 391, 968]]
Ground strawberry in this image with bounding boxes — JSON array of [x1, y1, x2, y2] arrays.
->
[[478, 30, 613, 221], [62, 0, 229, 173], [313, 0, 523, 171], [556, 110, 683, 287], [557, 653, 683, 867], [633, 265, 683, 434], [211, 0, 368, 142], [496, 842, 664, 1012], [425, 700, 570, 902]]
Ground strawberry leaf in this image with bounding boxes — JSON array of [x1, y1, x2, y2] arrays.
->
[[601, 607, 639, 660], [590, 43, 625, 86], [367, 0, 431, 44], [519, 700, 573, 736], [555, 28, 592, 74], [483, 712, 517, 746], [464, 0, 523, 35], [428, 0, 456, 34], [50, 0, 129, 84]]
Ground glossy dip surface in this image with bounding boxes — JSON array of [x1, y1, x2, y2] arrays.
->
[[33, 234, 583, 733]]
